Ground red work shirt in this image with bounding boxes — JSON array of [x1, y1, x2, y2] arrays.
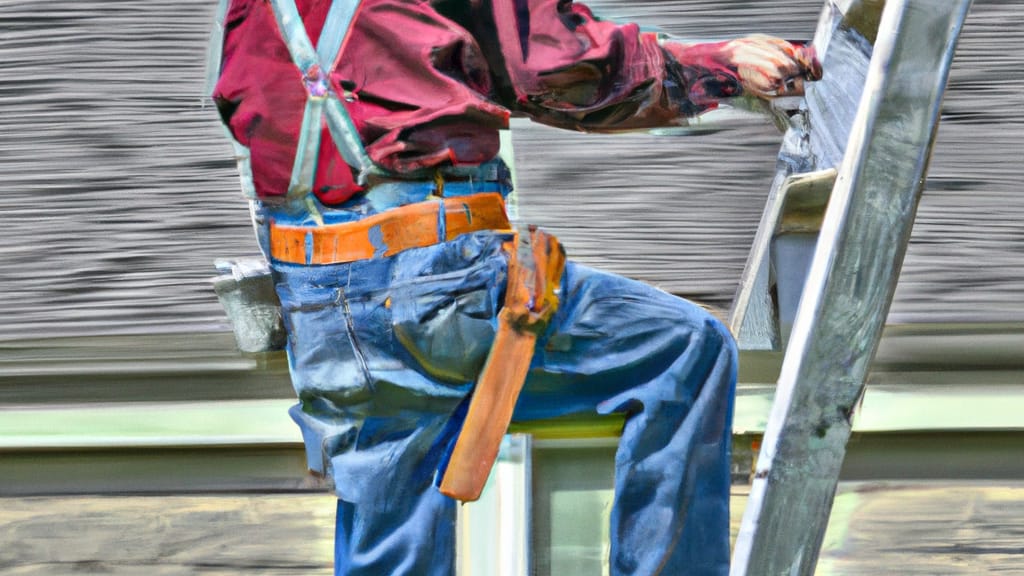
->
[[213, 0, 741, 204]]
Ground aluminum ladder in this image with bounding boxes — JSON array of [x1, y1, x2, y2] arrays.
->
[[729, 0, 973, 573]]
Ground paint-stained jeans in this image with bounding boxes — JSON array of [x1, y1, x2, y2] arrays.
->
[[258, 195, 737, 576]]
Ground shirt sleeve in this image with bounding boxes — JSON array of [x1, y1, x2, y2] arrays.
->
[[484, 0, 743, 131]]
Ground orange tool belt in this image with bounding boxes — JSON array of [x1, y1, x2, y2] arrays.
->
[[268, 192, 511, 265], [268, 194, 565, 502]]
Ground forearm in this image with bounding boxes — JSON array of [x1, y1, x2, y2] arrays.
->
[[664, 35, 821, 101], [489, 0, 817, 133]]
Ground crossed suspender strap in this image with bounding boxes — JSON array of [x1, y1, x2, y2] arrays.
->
[[267, 0, 378, 196], [210, 0, 377, 200]]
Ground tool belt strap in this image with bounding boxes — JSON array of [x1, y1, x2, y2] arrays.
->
[[440, 226, 566, 502], [268, 192, 510, 265]]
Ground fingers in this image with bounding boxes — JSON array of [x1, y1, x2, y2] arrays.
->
[[726, 36, 822, 98], [795, 45, 823, 81], [732, 46, 801, 97], [726, 38, 799, 96], [739, 43, 803, 78], [782, 76, 804, 96]]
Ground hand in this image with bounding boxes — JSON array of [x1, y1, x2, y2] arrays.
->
[[723, 34, 822, 98]]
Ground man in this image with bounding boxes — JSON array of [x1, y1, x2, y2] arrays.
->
[[211, 1, 820, 574]]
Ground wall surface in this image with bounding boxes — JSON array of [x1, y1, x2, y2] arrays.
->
[[1, 0, 1022, 342]]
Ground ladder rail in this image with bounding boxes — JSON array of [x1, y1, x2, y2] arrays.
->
[[730, 0, 974, 574]]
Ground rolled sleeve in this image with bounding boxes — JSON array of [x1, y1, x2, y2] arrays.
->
[[487, 0, 741, 131]]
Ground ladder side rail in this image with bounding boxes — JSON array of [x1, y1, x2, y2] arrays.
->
[[730, 0, 973, 574]]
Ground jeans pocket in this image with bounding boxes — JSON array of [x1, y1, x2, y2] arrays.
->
[[281, 287, 376, 405], [390, 265, 502, 384]]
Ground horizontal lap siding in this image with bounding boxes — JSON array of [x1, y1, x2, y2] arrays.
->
[[0, 0, 1022, 341]]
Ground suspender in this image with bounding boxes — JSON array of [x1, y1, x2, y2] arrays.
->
[[210, 0, 379, 200], [268, 0, 378, 198]]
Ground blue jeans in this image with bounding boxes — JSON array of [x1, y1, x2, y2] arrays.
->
[[258, 188, 737, 575]]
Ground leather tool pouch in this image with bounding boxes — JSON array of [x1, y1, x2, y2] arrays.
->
[[439, 226, 566, 501]]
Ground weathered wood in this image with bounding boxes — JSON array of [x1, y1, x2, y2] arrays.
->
[[818, 483, 1024, 575], [2, 484, 1022, 575], [0, 494, 337, 575]]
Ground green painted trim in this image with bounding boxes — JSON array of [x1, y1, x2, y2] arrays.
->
[[0, 399, 300, 450], [0, 322, 1020, 449], [855, 386, 1024, 432], [3, 383, 1022, 451]]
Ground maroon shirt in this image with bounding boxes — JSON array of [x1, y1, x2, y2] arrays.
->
[[213, 0, 742, 204]]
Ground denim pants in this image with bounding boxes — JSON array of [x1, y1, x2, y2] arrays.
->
[[257, 185, 738, 575]]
